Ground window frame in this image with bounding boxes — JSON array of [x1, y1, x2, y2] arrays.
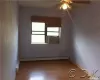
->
[[31, 22, 61, 44], [31, 22, 46, 44]]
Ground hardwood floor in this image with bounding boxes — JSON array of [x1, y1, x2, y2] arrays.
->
[[16, 60, 89, 80]]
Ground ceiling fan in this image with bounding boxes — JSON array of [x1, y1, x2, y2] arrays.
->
[[59, 0, 90, 10]]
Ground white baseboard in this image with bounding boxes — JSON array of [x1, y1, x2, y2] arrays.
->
[[20, 56, 69, 61]]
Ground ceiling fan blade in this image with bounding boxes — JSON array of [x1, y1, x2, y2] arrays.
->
[[73, 0, 90, 4]]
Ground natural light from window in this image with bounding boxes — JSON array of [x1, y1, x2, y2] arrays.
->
[[47, 27, 60, 36], [31, 35, 45, 44], [47, 27, 59, 31], [32, 22, 45, 31], [31, 22, 60, 44], [31, 22, 45, 44]]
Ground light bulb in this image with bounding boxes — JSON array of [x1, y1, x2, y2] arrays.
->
[[62, 3, 68, 10]]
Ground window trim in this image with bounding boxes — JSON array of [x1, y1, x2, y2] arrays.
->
[[31, 24, 61, 44]]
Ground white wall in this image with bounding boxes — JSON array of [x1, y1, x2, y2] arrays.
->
[[71, 1, 100, 77], [0, 2, 3, 80], [1, 1, 19, 80], [19, 7, 72, 60]]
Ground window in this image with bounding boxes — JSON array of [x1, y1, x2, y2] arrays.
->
[[31, 22, 61, 44], [31, 22, 45, 44], [47, 27, 60, 36], [31, 16, 61, 44]]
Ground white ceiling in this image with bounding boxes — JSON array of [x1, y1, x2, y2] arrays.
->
[[18, 0, 61, 8], [18, 0, 91, 8]]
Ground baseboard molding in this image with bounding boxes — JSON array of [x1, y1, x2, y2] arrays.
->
[[20, 56, 69, 61]]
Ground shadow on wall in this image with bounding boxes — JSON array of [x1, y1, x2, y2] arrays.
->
[[70, 1, 100, 77]]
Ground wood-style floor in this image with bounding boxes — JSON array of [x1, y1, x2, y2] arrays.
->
[[16, 60, 89, 80]]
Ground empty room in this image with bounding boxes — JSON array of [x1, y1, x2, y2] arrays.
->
[[0, 0, 100, 80]]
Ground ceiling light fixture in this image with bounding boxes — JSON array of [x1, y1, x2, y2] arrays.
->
[[60, 0, 72, 10]]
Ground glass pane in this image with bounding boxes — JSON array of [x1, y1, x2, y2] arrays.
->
[[31, 35, 45, 44], [47, 32, 59, 36], [47, 27, 59, 31], [32, 22, 45, 31], [32, 32, 45, 34]]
